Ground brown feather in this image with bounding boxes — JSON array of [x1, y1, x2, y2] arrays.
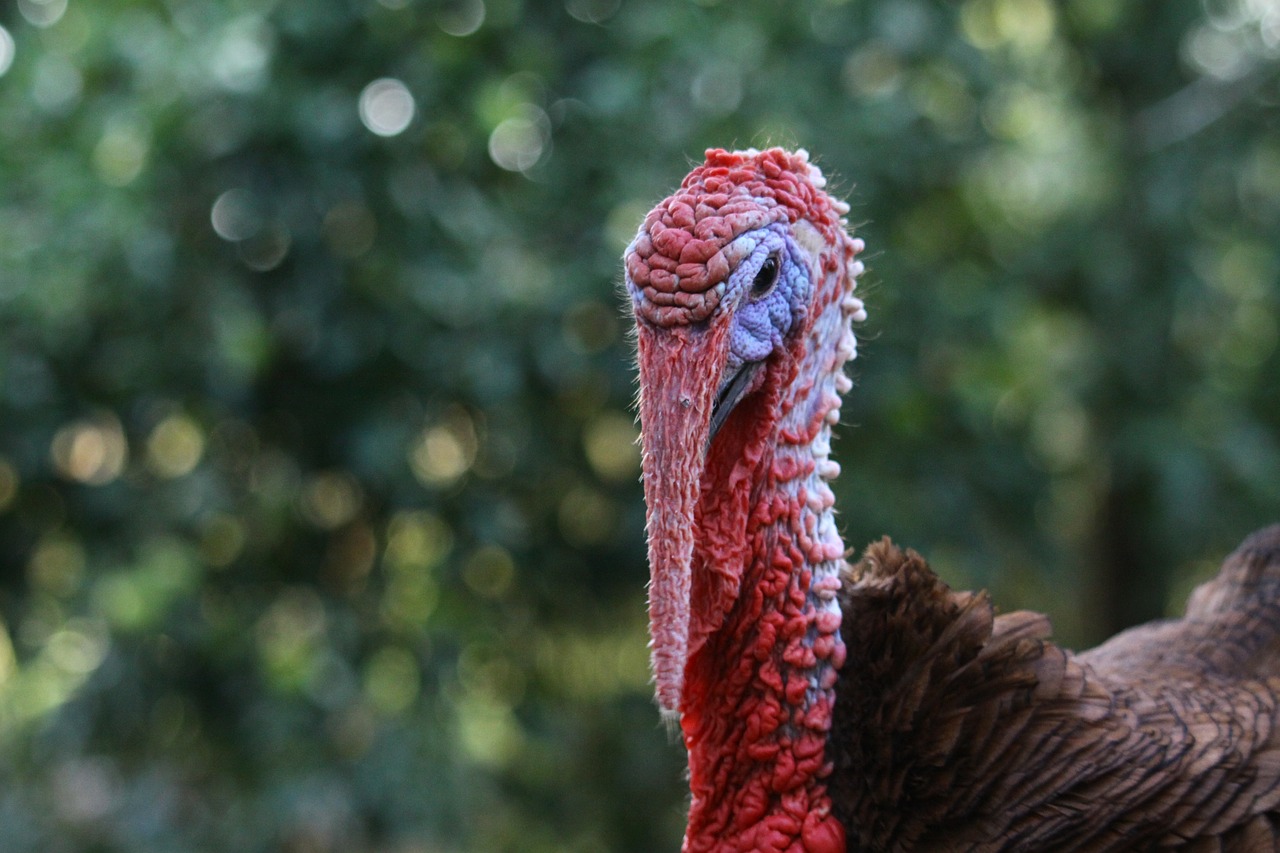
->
[[830, 526, 1280, 851]]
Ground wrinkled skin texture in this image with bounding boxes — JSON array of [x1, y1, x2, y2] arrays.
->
[[627, 148, 864, 852]]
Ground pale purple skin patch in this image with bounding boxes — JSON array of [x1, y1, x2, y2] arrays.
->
[[720, 223, 812, 378]]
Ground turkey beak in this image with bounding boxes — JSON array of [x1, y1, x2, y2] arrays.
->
[[635, 321, 725, 715], [709, 359, 763, 445]]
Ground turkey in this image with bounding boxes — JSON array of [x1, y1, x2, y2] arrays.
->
[[623, 147, 1280, 852]]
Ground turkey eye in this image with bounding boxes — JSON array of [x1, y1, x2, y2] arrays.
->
[[750, 254, 780, 300]]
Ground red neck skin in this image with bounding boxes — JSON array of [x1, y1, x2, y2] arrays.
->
[[680, 279, 858, 853]]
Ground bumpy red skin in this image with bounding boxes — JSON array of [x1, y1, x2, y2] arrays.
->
[[627, 149, 847, 327], [628, 149, 862, 853], [680, 389, 849, 853]]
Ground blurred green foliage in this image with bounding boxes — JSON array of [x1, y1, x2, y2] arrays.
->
[[0, 0, 1278, 849]]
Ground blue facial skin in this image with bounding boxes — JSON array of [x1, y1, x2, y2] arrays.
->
[[708, 223, 813, 440], [722, 223, 812, 378]]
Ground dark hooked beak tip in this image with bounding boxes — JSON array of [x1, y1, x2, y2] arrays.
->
[[708, 360, 763, 444]]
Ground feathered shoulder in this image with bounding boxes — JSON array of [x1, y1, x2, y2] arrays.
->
[[831, 531, 1280, 852]]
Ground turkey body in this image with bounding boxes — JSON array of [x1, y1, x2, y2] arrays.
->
[[624, 147, 1280, 853], [832, 529, 1280, 852]]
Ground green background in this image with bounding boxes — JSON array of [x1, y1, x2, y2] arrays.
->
[[1, 0, 1278, 849]]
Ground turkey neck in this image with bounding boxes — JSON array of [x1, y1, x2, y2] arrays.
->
[[680, 284, 856, 853]]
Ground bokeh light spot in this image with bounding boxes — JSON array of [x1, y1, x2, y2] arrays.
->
[[437, 0, 485, 36], [1182, 24, 1252, 81], [463, 544, 515, 598], [237, 225, 292, 272], [583, 412, 640, 482], [47, 621, 109, 676], [358, 78, 415, 137], [691, 63, 743, 115], [28, 536, 86, 597], [146, 413, 205, 478], [488, 105, 550, 173], [51, 414, 129, 486], [300, 471, 364, 530], [211, 16, 274, 93], [409, 410, 479, 488], [454, 692, 522, 767], [92, 123, 149, 187], [94, 576, 147, 631], [843, 43, 904, 100], [382, 512, 447, 632], [565, 0, 620, 25], [961, 0, 1056, 51], [210, 188, 263, 242], [363, 646, 420, 715], [0, 25, 15, 77], [381, 572, 439, 633], [256, 588, 327, 693], [385, 510, 453, 572], [18, 0, 67, 28]]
